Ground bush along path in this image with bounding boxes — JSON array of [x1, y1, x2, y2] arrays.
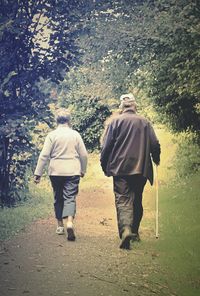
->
[[0, 167, 177, 296]]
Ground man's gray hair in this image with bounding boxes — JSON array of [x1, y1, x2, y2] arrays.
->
[[55, 108, 71, 124]]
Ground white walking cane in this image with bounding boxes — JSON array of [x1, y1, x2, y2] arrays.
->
[[155, 165, 159, 239]]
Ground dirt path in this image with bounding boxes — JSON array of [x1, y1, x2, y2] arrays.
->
[[0, 176, 173, 296]]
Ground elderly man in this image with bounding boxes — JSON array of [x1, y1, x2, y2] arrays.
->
[[34, 108, 88, 241], [100, 93, 160, 249]]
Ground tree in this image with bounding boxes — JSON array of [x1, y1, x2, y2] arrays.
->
[[0, 0, 97, 205], [76, 0, 200, 133], [133, 1, 200, 132]]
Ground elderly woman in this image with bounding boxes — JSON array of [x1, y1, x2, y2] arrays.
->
[[34, 108, 88, 241]]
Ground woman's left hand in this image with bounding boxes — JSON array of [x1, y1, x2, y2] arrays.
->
[[34, 175, 41, 184]]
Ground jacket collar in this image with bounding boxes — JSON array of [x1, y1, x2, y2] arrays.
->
[[122, 108, 136, 114]]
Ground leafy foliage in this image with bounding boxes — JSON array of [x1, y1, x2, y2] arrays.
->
[[0, 0, 95, 205], [60, 93, 111, 151], [57, 64, 113, 151], [139, 0, 200, 133], [173, 131, 200, 178], [72, 97, 111, 151], [78, 0, 200, 133]]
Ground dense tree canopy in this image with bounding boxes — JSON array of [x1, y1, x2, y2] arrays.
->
[[0, 0, 199, 205], [136, 0, 200, 132], [76, 0, 200, 131]]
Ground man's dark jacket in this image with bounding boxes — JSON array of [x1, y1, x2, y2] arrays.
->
[[100, 110, 160, 185]]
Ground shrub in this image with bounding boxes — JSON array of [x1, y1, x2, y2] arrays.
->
[[65, 96, 111, 151], [173, 131, 200, 178]]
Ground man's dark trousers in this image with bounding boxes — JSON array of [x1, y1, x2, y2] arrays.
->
[[113, 174, 147, 238]]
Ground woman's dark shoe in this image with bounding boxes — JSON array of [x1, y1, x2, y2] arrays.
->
[[67, 227, 76, 241]]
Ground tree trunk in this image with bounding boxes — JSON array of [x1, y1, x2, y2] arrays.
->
[[0, 136, 11, 206]]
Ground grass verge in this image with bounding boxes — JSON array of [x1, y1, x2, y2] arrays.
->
[[142, 127, 200, 296], [0, 180, 53, 241], [154, 173, 200, 296]]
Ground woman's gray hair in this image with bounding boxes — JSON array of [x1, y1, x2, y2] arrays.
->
[[55, 108, 71, 124]]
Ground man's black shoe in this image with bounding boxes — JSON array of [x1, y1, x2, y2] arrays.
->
[[120, 227, 134, 249]]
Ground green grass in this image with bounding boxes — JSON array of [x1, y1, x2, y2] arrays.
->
[[0, 180, 53, 241], [146, 127, 200, 296], [155, 173, 200, 296], [155, 126, 177, 182], [80, 153, 106, 188]]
